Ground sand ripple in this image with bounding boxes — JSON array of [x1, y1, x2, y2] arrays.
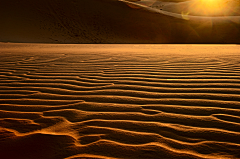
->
[[0, 44, 240, 159]]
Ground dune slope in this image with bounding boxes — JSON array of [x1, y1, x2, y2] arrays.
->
[[0, 0, 240, 43], [0, 43, 240, 159]]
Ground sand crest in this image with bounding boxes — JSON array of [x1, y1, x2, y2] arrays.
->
[[0, 0, 240, 43]]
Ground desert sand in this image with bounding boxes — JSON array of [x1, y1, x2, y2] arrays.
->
[[0, 43, 240, 159], [1, 0, 240, 158], [0, 0, 240, 43]]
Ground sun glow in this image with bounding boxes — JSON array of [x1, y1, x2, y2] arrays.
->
[[204, 0, 226, 11], [191, 0, 232, 16]]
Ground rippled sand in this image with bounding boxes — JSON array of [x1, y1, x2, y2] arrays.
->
[[0, 43, 240, 159]]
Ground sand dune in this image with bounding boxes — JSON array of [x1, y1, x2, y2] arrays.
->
[[0, 43, 240, 159], [0, 0, 240, 43]]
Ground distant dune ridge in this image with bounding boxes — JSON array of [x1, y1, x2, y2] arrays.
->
[[1, 43, 240, 159], [0, 0, 240, 43]]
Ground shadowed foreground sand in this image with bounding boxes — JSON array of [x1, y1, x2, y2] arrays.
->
[[0, 43, 240, 159], [0, 0, 240, 43]]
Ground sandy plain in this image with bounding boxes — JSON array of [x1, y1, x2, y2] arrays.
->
[[0, 43, 240, 159], [1, 0, 240, 158]]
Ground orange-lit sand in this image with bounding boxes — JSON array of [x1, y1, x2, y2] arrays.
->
[[0, 0, 240, 43], [1, 0, 240, 158], [0, 43, 240, 159]]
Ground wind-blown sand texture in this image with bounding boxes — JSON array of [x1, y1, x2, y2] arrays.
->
[[0, 43, 240, 159], [0, 0, 240, 43]]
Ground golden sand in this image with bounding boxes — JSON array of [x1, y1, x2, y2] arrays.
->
[[0, 43, 240, 159]]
